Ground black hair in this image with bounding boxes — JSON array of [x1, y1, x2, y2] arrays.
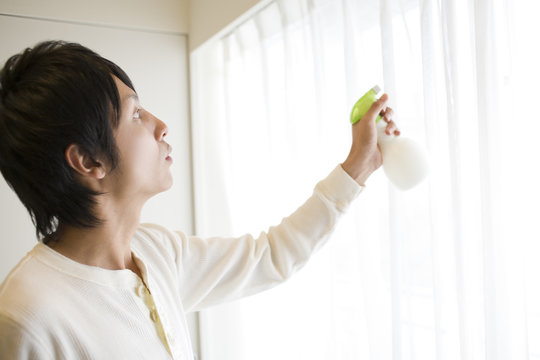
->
[[0, 40, 135, 240]]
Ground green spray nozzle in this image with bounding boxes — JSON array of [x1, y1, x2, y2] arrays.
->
[[350, 85, 382, 124]]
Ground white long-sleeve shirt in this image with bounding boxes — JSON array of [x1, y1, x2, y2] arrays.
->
[[0, 165, 363, 359]]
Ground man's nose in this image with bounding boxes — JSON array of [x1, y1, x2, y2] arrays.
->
[[154, 116, 168, 141]]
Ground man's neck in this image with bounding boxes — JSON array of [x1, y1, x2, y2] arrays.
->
[[46, 201, 144, 278]]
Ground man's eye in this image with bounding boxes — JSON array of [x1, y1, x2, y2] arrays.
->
[[134, 108, 141, 119]]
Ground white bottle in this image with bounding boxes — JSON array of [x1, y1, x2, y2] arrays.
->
[[350, 86, 429, 190], [376, 120, 429, 190]]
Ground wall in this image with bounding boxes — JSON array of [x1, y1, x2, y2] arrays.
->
[[189, 0, 269, 50], [1, 0, 268, 50], [0, 0, 188, 34]]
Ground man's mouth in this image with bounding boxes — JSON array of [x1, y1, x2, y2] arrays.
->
[[165, 145, 173, 162]]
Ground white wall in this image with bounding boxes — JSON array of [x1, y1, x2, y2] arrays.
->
[[188, 0, 268, 50], [1, 0, 268, 50], [0, 0, 188, 34]]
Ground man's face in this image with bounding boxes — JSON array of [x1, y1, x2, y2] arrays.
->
[[106, 77, 173, 201]]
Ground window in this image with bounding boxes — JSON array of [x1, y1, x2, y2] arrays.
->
[[190, 0, 540, 358]]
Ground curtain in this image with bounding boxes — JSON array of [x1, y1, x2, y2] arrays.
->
[[190, 0, 540, 359]]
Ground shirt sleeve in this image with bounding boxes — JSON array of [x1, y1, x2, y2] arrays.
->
[[146, 165, 363, 313], [0, 315, 53, 360]]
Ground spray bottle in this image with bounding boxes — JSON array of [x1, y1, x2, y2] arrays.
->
[[350, 85, 429, 190]]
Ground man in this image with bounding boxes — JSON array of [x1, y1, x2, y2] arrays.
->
[[0, 40, 398, 359]]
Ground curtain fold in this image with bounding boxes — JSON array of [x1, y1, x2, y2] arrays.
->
[[190, 0, 540, 358]]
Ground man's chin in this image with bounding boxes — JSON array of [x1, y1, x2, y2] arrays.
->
[[161, 177, 174, 192]]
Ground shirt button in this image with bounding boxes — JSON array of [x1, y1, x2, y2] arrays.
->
[[136, 283, 146, 297], [150, 309, 159, 322]]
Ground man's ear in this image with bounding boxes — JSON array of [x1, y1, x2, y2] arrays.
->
[[65, 144, 106, 179]]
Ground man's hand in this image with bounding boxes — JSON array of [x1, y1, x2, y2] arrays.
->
[[341, 93, 400, 185]]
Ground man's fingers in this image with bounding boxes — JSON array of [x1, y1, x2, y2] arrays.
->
[[385, 120, 400, 135], [380, 106, 400, 135], [363, 93, 389, 122], [381, 107, 394, 122]]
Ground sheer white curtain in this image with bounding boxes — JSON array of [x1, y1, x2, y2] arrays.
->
[[190, 0, 540, 359]]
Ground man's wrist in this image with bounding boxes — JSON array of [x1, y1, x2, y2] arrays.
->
[[340, 160, 372, 186]]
